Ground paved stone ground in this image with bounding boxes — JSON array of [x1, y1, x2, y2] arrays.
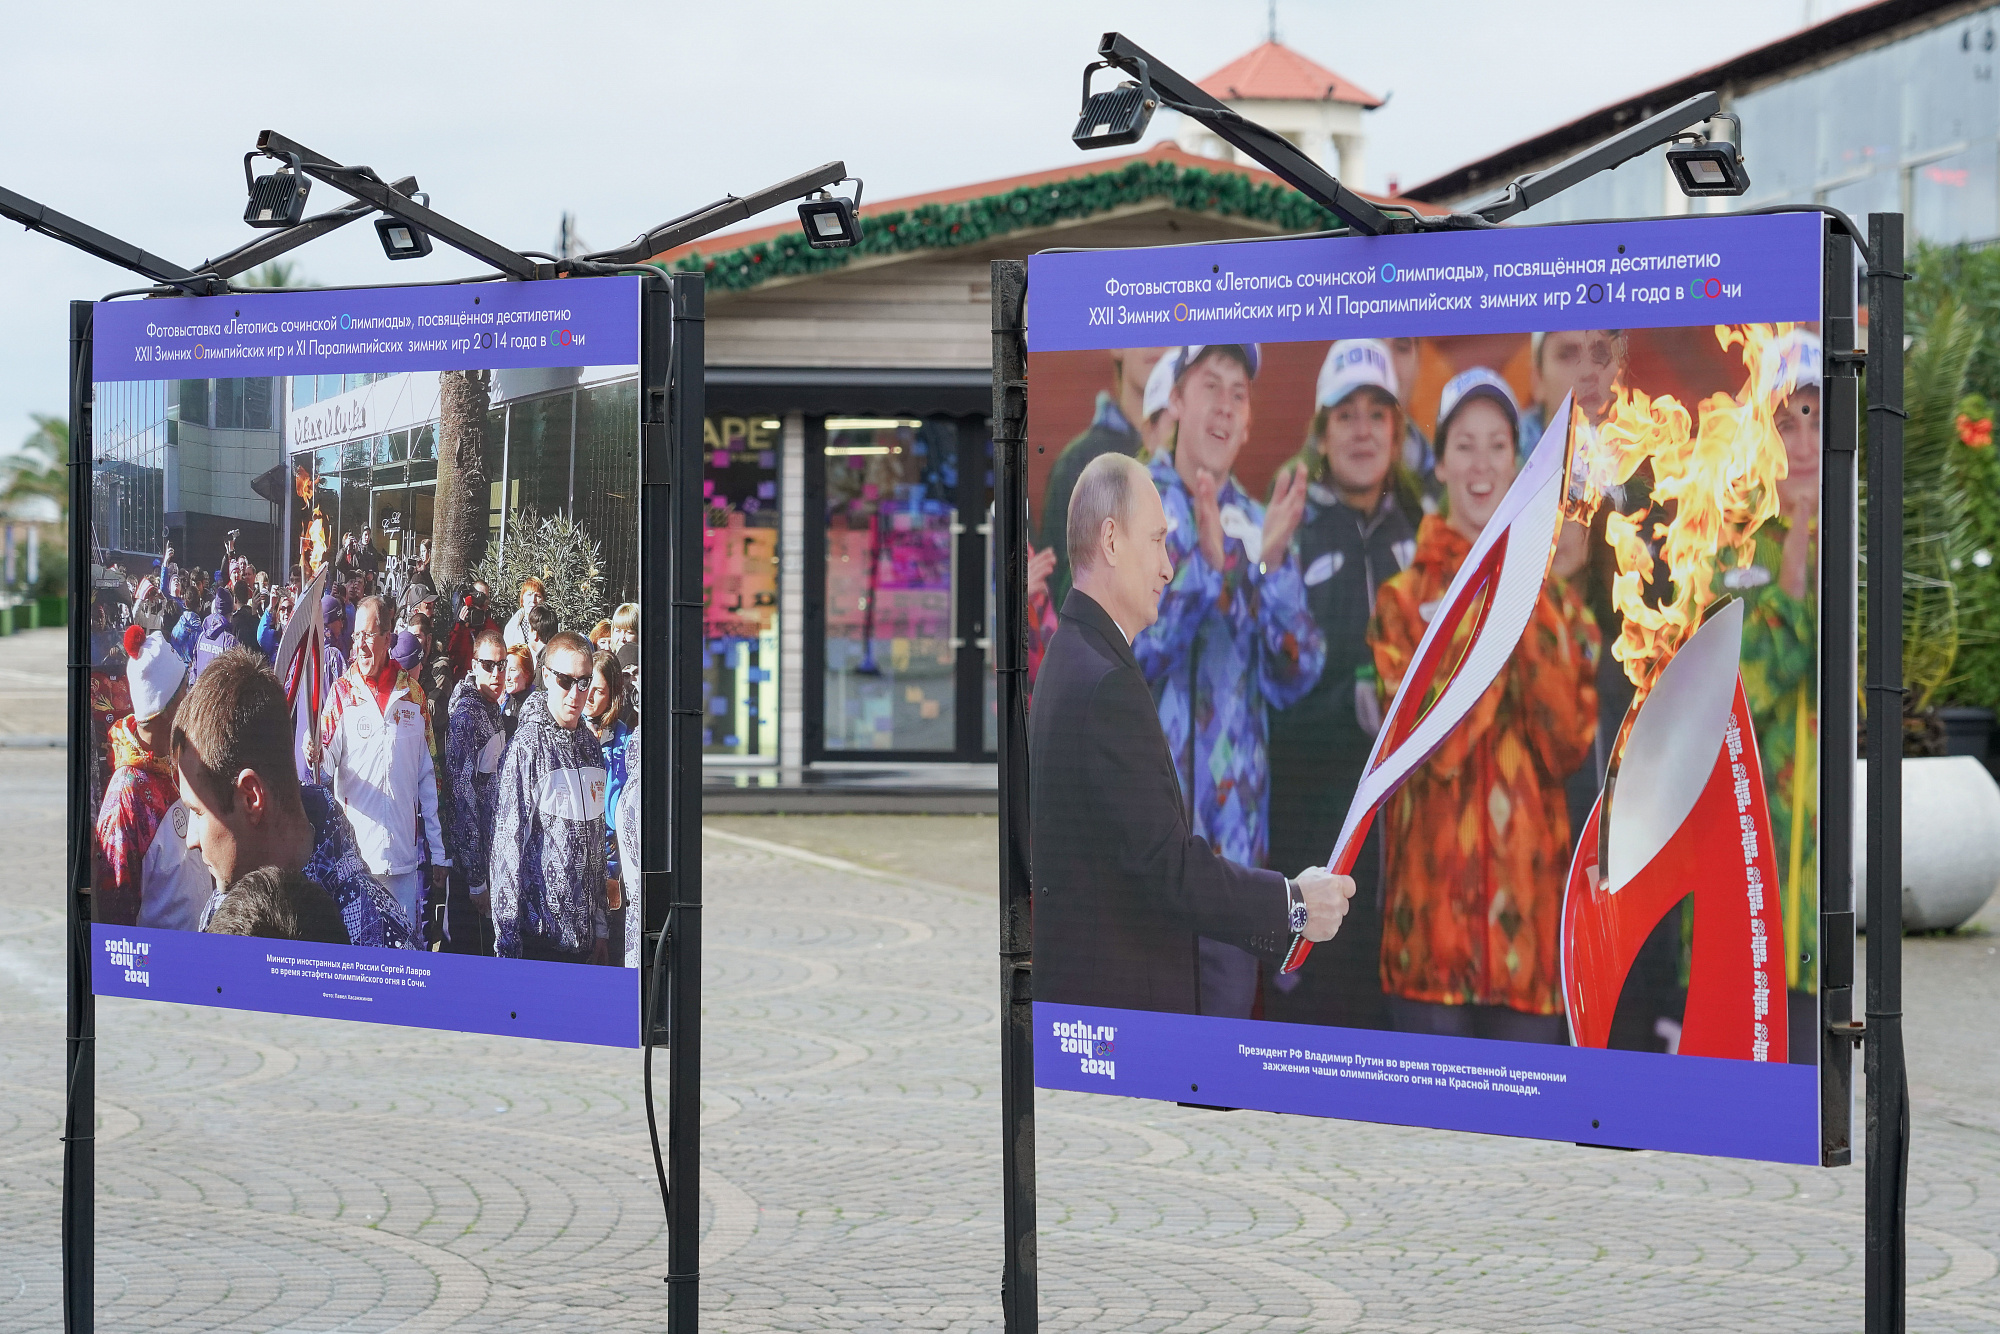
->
[[3, 638, 1998, 1328]]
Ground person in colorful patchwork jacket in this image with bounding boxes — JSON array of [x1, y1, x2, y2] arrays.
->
[[93, 627, 212, 930], [443, 626, 509, 951], [490, 631, 611, 964], [318, 596, 450, 939], [1368, 372, 1599, 1043], [1131, 344, 1325, 1018], [175, 648, 416, 950]]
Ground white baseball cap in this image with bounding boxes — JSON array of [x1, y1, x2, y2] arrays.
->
[[1174, 344, 1262, 383], [1436, 368, 1520, 441], [1757, 328, 1823, 402], [1316, 339, 1399, 410], [1142, 348, 1179, 421]]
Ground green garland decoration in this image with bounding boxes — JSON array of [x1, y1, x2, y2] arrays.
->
[[650, 159, 1349, 293]]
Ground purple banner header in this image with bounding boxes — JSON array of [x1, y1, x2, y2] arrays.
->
[[1038, 1003, 1819, 1164], [1027, 212, 1822, 352], [96, 925, 638, 1047], [93, 275, 641, 382]]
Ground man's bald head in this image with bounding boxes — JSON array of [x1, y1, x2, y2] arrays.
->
[[1067, 452, 1152, 577]]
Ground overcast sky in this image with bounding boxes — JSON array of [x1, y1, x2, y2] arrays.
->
[[1, 0, 1866, 446]]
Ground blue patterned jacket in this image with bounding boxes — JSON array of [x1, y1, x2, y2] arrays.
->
[[444, 676, 506, 890], [198, 786, 416, 950], [1133, 452, 1325, 870], [490, 690, 609, 958]]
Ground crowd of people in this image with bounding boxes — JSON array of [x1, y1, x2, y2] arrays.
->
[[1033, 334, 1822, 1047], [90, 530, 645, 971]]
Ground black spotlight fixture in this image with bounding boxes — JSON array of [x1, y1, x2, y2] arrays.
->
[[375, 194, 434, 260], [1072, 57, 1157, 150], [798, 178, 863, 249], [243, 151, 312, 228], [1667, 113, 1751, 197]]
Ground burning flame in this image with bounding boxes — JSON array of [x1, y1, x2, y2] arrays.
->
[[293, 461, 319, 505], [1566, 323, 1806, 701]]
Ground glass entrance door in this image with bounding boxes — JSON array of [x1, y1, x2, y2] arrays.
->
[[813, 415, 994, 760]]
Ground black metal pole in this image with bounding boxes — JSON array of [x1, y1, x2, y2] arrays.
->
[[1818, 224, 1858, 1165], [665, 270, 707, 1333], [62, 300, 95, 1334], [991, 259, 1037, 1334], [1863, 211, 1908, 1334]]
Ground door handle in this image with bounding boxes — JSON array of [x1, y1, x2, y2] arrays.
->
[[947, 507, 965, 650]]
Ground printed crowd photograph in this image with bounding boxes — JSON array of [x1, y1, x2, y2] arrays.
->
[[1027, 321, 1822, 1061], [87, 365, 646, 969]]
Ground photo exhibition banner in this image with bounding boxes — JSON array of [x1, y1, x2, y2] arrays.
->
[[86, 276, 645, 1046], [1024, 214, 1827, 1162]]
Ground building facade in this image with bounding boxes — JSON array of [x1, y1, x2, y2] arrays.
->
[[1404, 0, 1997, 245], [651, 128, 1428, 791]]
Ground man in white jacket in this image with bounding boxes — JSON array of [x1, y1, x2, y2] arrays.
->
[[319, 596, 449, 936]]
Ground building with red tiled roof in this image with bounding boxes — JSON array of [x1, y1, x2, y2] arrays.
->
[[1196, 41, 1382, 108], [665, 91, 1425, 786], [1174, 41, 1381, 189]]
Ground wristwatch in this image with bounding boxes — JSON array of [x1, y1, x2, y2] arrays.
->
[[1285, 877, 1308, 936]]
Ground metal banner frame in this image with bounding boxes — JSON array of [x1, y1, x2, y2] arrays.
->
[[62, 271, 709, 1332], [991, 210, 1909, 1333]]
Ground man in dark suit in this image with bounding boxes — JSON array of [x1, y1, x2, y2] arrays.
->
[[1031, 452, 1354, 1015]]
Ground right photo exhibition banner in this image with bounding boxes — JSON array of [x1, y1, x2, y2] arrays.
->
[[1025, 213, 1826, 1163]]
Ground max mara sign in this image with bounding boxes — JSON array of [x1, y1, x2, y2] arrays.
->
[[288, 370, 442, 452]]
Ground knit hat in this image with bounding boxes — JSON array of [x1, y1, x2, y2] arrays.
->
[[122, 626, 186, 723]]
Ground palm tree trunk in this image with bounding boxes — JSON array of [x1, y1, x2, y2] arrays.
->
[[433, 370, 490, 586]]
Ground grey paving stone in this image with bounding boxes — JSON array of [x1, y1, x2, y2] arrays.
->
[[3, 751, 1998, 1329]]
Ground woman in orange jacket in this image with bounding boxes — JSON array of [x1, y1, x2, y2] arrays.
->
[[1367, 370, 1599, 1043]]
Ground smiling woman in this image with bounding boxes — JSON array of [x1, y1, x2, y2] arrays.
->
[[1366, 367, 1600, 1044]]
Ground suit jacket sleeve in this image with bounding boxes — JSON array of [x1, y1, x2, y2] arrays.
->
[[1086, 658, 1286, 945]]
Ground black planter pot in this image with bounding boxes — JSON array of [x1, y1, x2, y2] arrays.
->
[[1938, 705, 1998, 781]]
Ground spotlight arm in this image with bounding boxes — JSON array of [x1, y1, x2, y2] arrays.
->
[[1095, 32, 1397, 237], [1456, 91, 1722, 226], [572, 160, 851, 269], [196, 175, 420, 282], [256, 130, 547, 280], [0, 183, 219, 294]]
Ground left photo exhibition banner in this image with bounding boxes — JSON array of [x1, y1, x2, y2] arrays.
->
[[84, 277, 647, 1046]]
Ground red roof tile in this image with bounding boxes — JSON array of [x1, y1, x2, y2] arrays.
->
[[1197, 41, 1382, 108]]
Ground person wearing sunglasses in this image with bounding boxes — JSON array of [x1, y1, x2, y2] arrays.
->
[[442, 625, 509, 955], [490, 630, 611, 965]]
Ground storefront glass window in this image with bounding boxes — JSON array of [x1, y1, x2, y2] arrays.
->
[[509, 391, 575, 522], [822, 416, 958, 752], [702, 414, 781, 757], [1914, 142, 2000, 244], [574, 378, 641, 610]]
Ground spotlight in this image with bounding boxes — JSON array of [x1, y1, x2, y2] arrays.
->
[[243, 151, 312, 228], [1668, 113, 1751, 197], [798, 178, 863, 249], [375, 194, 434, 260], [1072, 58, 1156, 150]]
